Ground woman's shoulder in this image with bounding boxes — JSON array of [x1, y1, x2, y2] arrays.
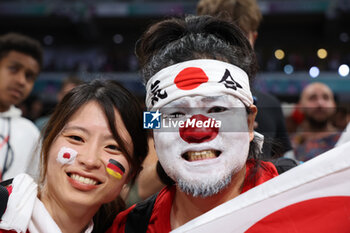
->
[[0, 174, 37, 232]]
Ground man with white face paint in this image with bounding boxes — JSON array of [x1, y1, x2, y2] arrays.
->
[[107, 15, 279, 233], [151, 59, 256, 198]]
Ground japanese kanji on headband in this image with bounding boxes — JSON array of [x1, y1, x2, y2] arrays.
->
[[145, 59, 253, 110]]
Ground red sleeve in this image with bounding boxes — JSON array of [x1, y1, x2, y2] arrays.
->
[[258, 161, 279, 181], [242, 160, 278, 193], [106, 204, 136, 233]]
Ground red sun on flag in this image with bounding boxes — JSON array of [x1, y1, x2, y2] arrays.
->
[[246, 196, 350, 232], [174, 67, 209, 90]]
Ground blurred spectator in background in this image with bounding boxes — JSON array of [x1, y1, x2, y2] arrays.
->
[[35, 75, 84, 131], [197, 0, 292, 158], [291, 82, 341, 162], [0, 32, 43, 180]]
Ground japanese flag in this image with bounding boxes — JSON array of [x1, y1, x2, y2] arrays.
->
[[172, 141, 350, 233]]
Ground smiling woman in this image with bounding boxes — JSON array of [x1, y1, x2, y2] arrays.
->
[[0, 79, 149, 233]]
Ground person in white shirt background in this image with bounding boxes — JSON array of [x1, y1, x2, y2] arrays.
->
[[0, 32, 43, 181]]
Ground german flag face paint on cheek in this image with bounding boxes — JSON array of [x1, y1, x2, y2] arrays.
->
[[106, 159, 125, 180]]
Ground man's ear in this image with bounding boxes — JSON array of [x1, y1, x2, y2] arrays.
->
[[247, 105, 257, 142]]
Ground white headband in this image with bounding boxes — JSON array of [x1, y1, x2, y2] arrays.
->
[[145, 59, 253, 110]]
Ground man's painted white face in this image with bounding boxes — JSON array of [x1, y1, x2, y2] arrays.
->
[[154, 95, 251, 197]]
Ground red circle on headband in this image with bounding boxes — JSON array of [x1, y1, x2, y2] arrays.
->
[[174, 67, 208, 90]]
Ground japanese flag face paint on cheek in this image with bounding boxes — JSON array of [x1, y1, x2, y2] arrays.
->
[[56, 147, 78, 165], [106, 159, 126, 180]]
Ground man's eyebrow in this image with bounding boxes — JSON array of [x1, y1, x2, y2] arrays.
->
[[201, 96, 223, 103], [164, 96, 225, 108], [164, 98, 190, 108]]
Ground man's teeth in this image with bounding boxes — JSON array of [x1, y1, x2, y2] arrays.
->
[[187, 150, 217, 161], [71, 174, 97, 185]]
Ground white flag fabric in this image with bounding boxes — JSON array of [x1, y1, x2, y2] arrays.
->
[[172, 141, 350, 233]]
